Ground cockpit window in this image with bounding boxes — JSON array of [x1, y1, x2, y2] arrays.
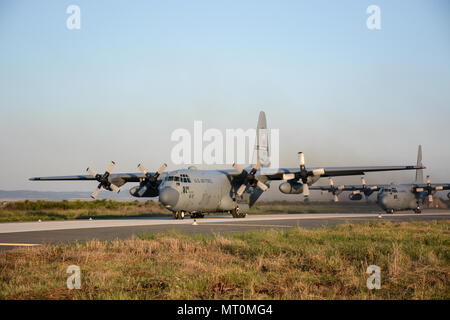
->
[[179, 173, 191, 183]]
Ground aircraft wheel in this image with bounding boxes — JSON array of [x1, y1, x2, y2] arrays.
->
[[414, 208, 421, 214], [238, 212, 247, 218], [173, 212, 179, 219], [236, 207, 246, 218], [231, 208, 239, 218], [180, 211, 185, 220], [385, 209, 394, 214]]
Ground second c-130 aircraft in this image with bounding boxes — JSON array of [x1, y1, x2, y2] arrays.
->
[[310, 145, 450, 214], [30, 112, 424, 219]]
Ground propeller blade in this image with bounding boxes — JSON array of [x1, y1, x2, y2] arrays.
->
[[427, 175, 431, 185], [137, 164, 148, 175], [106, 161, 116, 174], [156, 163, 168, 175], [428, 194, 433, 202], [253, 160, 261, 171], [361, 177, 367, 187], [312, 168, 324, 176], [91, 186, 101, 199], [329, 178, 334, 187], [333, 194, 339, 202], [86, 168, 98, 178], [298, 152, 305, 167], [110, 183, 120, 193], [256, 180, 268, 191], [232, 163, 244, 174], [303, 183, 310, 197], [236, 184, 247, 197]]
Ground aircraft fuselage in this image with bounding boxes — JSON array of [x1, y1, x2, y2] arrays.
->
[[376, 184, 421, 212], [154, 169, 237, 214]]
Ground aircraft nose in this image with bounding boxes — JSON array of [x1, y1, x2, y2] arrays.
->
[[159, 187, 179, 208], [378, 195, 388, 207]]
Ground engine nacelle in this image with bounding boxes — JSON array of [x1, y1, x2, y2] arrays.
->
[[349, 193, 363, 201], [130, 185, 159, 198], [279, 181, 304, 194]]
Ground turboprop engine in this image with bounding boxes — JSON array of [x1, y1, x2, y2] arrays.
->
[[279, 181, 304, 194], [129, 163, 167, 198], [129, 185, 160, 197], [349, 193, 363, 201]]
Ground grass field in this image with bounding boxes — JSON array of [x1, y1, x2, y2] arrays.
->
[[0, 220, 448, 299], [0, 200, 383, 223], [0, 200, 171, 222]]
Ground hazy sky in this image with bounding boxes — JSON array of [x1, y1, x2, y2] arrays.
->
[[0, 0, 449, 193]]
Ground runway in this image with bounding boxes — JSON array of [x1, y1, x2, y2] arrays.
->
[[0, 210, 449, 251]]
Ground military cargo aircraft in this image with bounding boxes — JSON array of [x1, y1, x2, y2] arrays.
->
[[311, 145, 450, 214], [30, 112, 424, 219]]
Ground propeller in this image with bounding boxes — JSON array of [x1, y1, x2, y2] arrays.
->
[[416, 175, 445, 203], [426, 176, 433, 202], [136, 163, 167, 196], [361, 177, 378, 201], [328, 178, 345, 202], [233, 160, 268, 197], [297, 152, 324, 201], [86, 161, 120, 199]]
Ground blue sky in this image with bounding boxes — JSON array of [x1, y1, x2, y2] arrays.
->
[[0, 0, 449, 191]]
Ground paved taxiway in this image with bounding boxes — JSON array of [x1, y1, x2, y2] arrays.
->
[[0, 211, 449, 251]]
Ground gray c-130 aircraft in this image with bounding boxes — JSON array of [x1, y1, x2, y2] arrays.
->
[[30, 112, 424, 219], [310, 145, 450, 214]]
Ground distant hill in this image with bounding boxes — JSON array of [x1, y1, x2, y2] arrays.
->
[[0, 190, 134, 201]]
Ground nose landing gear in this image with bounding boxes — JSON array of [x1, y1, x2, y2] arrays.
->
[[173, 211, 185, 220]]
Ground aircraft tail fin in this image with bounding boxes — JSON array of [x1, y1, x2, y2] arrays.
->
[[255, 111, 270, 168], [415, 145, 423, 184]]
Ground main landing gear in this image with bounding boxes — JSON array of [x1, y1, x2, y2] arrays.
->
[[385, 209, 394, 214], [231, 207, 246, 218], [414, 207, 422, 214]]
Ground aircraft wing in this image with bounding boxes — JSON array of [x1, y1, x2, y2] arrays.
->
[[245, 165, 424, 181], [30, 172, 147, 184], [309, 184, 387, 192], [412, 183, 450, 192]]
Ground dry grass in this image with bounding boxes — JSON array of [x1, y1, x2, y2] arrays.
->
[[0, 221, 449, 300], [0, 200, 170, 222]]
